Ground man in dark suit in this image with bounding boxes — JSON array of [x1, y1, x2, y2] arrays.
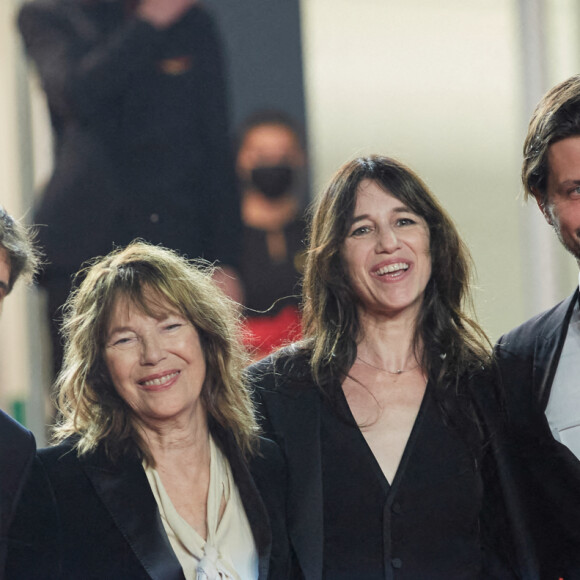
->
[[0, 206, 39, 574], [495, 75, 580, 577]]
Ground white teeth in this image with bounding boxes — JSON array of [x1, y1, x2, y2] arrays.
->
[[141, 371, 179, 387], [376, 262, 409, 276]]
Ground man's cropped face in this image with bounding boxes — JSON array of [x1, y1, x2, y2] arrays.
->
[[0, 247, 10, 315], [541, 136, 580, 264]]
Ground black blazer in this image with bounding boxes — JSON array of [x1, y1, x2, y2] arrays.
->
[[249, 346, 542, 580], [495, 289, 580, 577], [6, 427, 289, 579], [0, 411, 35, 576]]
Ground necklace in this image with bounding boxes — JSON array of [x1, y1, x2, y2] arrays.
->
[[356, 355, 420, 375]]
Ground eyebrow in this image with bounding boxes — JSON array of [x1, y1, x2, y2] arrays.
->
[[350, 206, 414, 224], [556, 179, 580, 191], [107, 325, 134, 337], [106, 312, 181, 337]]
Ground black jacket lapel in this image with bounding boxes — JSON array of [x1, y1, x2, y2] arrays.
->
[[82, 452, 184, 580], [534, 289, 578, 410]]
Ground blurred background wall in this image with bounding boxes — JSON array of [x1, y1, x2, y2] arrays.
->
[[1, 0, 580, 440]]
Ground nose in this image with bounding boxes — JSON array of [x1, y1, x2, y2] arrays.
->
[[376, 226, 401, 253], [140, 335, 165, 366]]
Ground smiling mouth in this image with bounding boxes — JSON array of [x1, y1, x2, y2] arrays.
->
[[375, 262, 409, 276], [140, 371, 180, 388]]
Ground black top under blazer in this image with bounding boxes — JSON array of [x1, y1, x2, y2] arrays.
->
[[495, 289, 580, 578], [0, 411, 35, 576], [6, 425, 290, 579], [248, 345, 543, 580]]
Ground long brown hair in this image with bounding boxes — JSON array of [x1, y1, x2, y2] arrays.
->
[[301, 155, 490, 399]]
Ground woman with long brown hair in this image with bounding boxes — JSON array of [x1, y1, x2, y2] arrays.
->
[[249, 155, 531, 579]]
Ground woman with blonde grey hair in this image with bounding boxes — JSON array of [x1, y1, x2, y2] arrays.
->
[[7, 241, 289, 579]]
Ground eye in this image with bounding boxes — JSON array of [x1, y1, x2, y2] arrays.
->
[[110, 335, 136, 347], [350, 225, 371, 237], [396, 217, 417, 227], [161, 315, 188, 332]]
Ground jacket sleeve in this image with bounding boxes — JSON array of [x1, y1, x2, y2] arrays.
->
[[0, 414, 36, 574], [476, 361, 580, 579], [466, 368, 528, 579], [5, 455, 60, 579]]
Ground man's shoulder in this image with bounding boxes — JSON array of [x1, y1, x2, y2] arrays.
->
[[0, 410, 35, 452], [496, 292, 576, 355]]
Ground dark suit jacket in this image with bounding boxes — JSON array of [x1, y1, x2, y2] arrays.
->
[[495, 289, 580, 577], [248, 345, 542, 580], [0, 411, 35, 577], [6, 427, 289, 579]]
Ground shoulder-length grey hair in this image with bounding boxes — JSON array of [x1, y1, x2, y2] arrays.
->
[[53, 241, 257, 463]]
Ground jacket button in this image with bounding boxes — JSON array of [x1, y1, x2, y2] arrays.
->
[[391, 558, 403, 569], [392, 502, 402, 514], [150, 213, 159, 223]]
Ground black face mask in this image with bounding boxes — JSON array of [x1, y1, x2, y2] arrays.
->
[[250, 165, 294, 199]]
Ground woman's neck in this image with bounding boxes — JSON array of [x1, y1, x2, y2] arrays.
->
[[356, 310, 422, 373], [139, 410, 210, 465]]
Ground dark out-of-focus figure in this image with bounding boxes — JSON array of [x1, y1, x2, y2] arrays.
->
[[236, 111, 307, 359], [17, 0, 242, 376]]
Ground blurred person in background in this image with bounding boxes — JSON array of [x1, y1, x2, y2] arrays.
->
[[18, 0, 242, 377], [236, 110, 307, 359], [0, 206, 40, 573], [7, 242, 289, 579]]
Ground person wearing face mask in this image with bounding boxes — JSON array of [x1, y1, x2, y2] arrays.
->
[[236, 111, 308, 359]]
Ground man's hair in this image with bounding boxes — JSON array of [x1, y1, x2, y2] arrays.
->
[[53, 241, 257, 464], [0, 205, 40, 292], [523, 74, 580, 202]]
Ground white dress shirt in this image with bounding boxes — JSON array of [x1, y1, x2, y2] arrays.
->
[[545, 274, 580, 459]]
